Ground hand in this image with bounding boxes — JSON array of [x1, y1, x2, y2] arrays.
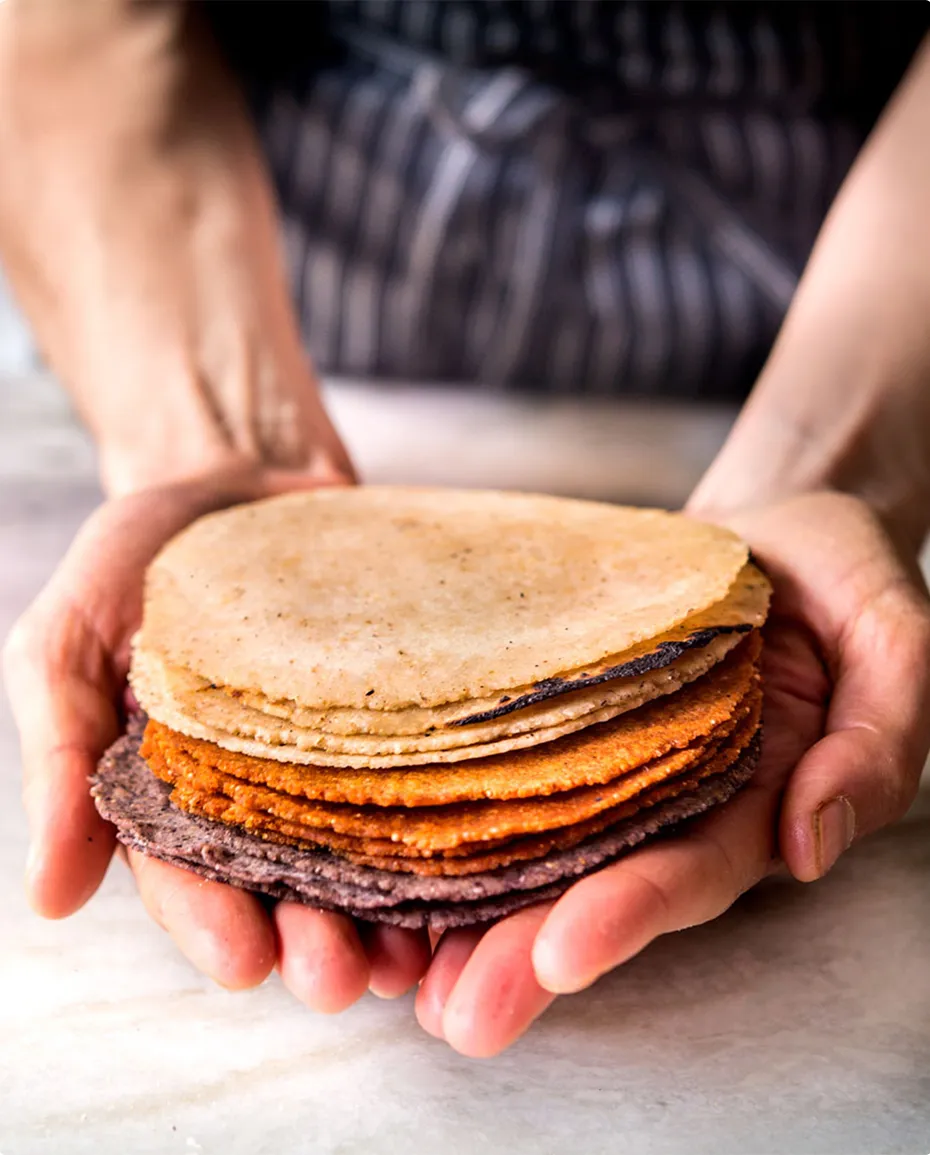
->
[[414, 493, 930, 1057], [0, 3, 355, 501], [4, 464, 431, 1007]]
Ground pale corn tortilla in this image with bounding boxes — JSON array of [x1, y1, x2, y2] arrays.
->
[[131, 630, 742, 758], [220, 561, 769, 732], [133, 637, 758, 768], [142, 640, 759, 806], [139, 487, 749, 710], [131, 561, 768, 758]]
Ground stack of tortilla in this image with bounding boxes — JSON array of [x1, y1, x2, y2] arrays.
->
[[92, 487, 770, 930]]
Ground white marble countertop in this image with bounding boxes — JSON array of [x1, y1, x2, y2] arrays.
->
[[2, 377, 929, 1155]]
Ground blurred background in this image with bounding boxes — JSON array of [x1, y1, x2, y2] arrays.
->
[[0, 262, 736, 516]]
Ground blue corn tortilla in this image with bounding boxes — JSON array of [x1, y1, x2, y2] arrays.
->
[[91, 717, 760, 930]]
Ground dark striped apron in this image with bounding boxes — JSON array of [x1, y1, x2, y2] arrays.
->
[[210, 1, 926, 398]]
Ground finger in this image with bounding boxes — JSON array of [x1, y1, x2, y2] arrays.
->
[[363, 924, 432, 999], [24, 744, 118, 918], [128, 850, 275, 989], [415, 926, 487, 1040], [780, 584, 930, 881], [274, 902, 370, 1014], [4, 609, 120, 918], [533, 779, 778, 996], [6, 468, 356, 926], [440, 905, 555, 1058]]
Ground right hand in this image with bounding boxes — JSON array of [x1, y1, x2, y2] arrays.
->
[[3, 465, 432, 1007]]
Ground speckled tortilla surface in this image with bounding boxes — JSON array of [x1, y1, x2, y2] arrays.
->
[[138, 488, 750, 710]]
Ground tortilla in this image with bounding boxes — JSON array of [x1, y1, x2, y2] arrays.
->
[[138, 488, 750, 711], [158, 708, 758, 872], [91, 721, 761, 928], [310, 741, 759, 876], [131, 628, 743, 757], [143, 636, 759, 810], [134, 630, 761, 771], [221, 561, 770, 732]]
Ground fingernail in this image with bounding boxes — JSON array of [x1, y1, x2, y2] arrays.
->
[[814, 797, 856, 877], [531, 936, 561, 991], [25, 840, 41, 886], [532, 936, 588, 995], [368, 982, 403, 1000]]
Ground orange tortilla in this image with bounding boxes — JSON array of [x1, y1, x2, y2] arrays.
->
[[151, 691, 760, 851], [166, 709, 759, 873]]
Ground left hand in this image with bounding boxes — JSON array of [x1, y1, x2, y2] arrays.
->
[[3, 465, 429, 1011], [413, 492, 930, 1057]]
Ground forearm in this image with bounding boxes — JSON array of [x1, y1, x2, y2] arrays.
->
[[0, 1, 349, 495], [690, 37, 930, 553]]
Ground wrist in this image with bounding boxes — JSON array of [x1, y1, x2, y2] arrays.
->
[[91, 354, 353, 499], [690, 458, 930, 559], [0, 1, 359, 499], [99, 431, 354, 500], [97, 431, 246, 500], [689, 346, 930, 556]]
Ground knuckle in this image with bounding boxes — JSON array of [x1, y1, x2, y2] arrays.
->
[[800, 490, 873, 534], [859, 578, 930, 659], [896, 601, 930, 681], [3, 595, 92, 691], [910, 603, 930, 651], [709, 834, 755, 905], [2, 611, 43, 679], [869, 739, 924, 825], [883, 765, 920, 825]]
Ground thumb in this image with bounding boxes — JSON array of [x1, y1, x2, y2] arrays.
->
[[779, 583, 930, 880]]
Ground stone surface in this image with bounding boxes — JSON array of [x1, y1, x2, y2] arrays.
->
[[2, 374, 929, 1155]]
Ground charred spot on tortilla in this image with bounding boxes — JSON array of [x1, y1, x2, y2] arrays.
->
[[453, 624, 751, 727]]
